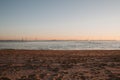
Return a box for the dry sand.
[0,50,120,80]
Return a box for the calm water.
[0,41,120,50]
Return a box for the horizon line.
[0,39,119,41]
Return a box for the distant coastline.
[0,40,118,42]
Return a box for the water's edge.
[0,41,120,50]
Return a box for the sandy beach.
[0,50,120,80]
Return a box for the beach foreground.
[0,50,120,80]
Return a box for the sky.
[0,0,120,40]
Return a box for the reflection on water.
[0,40,120,50]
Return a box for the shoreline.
[0,49,120,55]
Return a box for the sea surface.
[0,40,120,50]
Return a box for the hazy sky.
[0,0,120,40]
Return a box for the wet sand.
[0,50,120,80]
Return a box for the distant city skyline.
[0,0,120,40]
